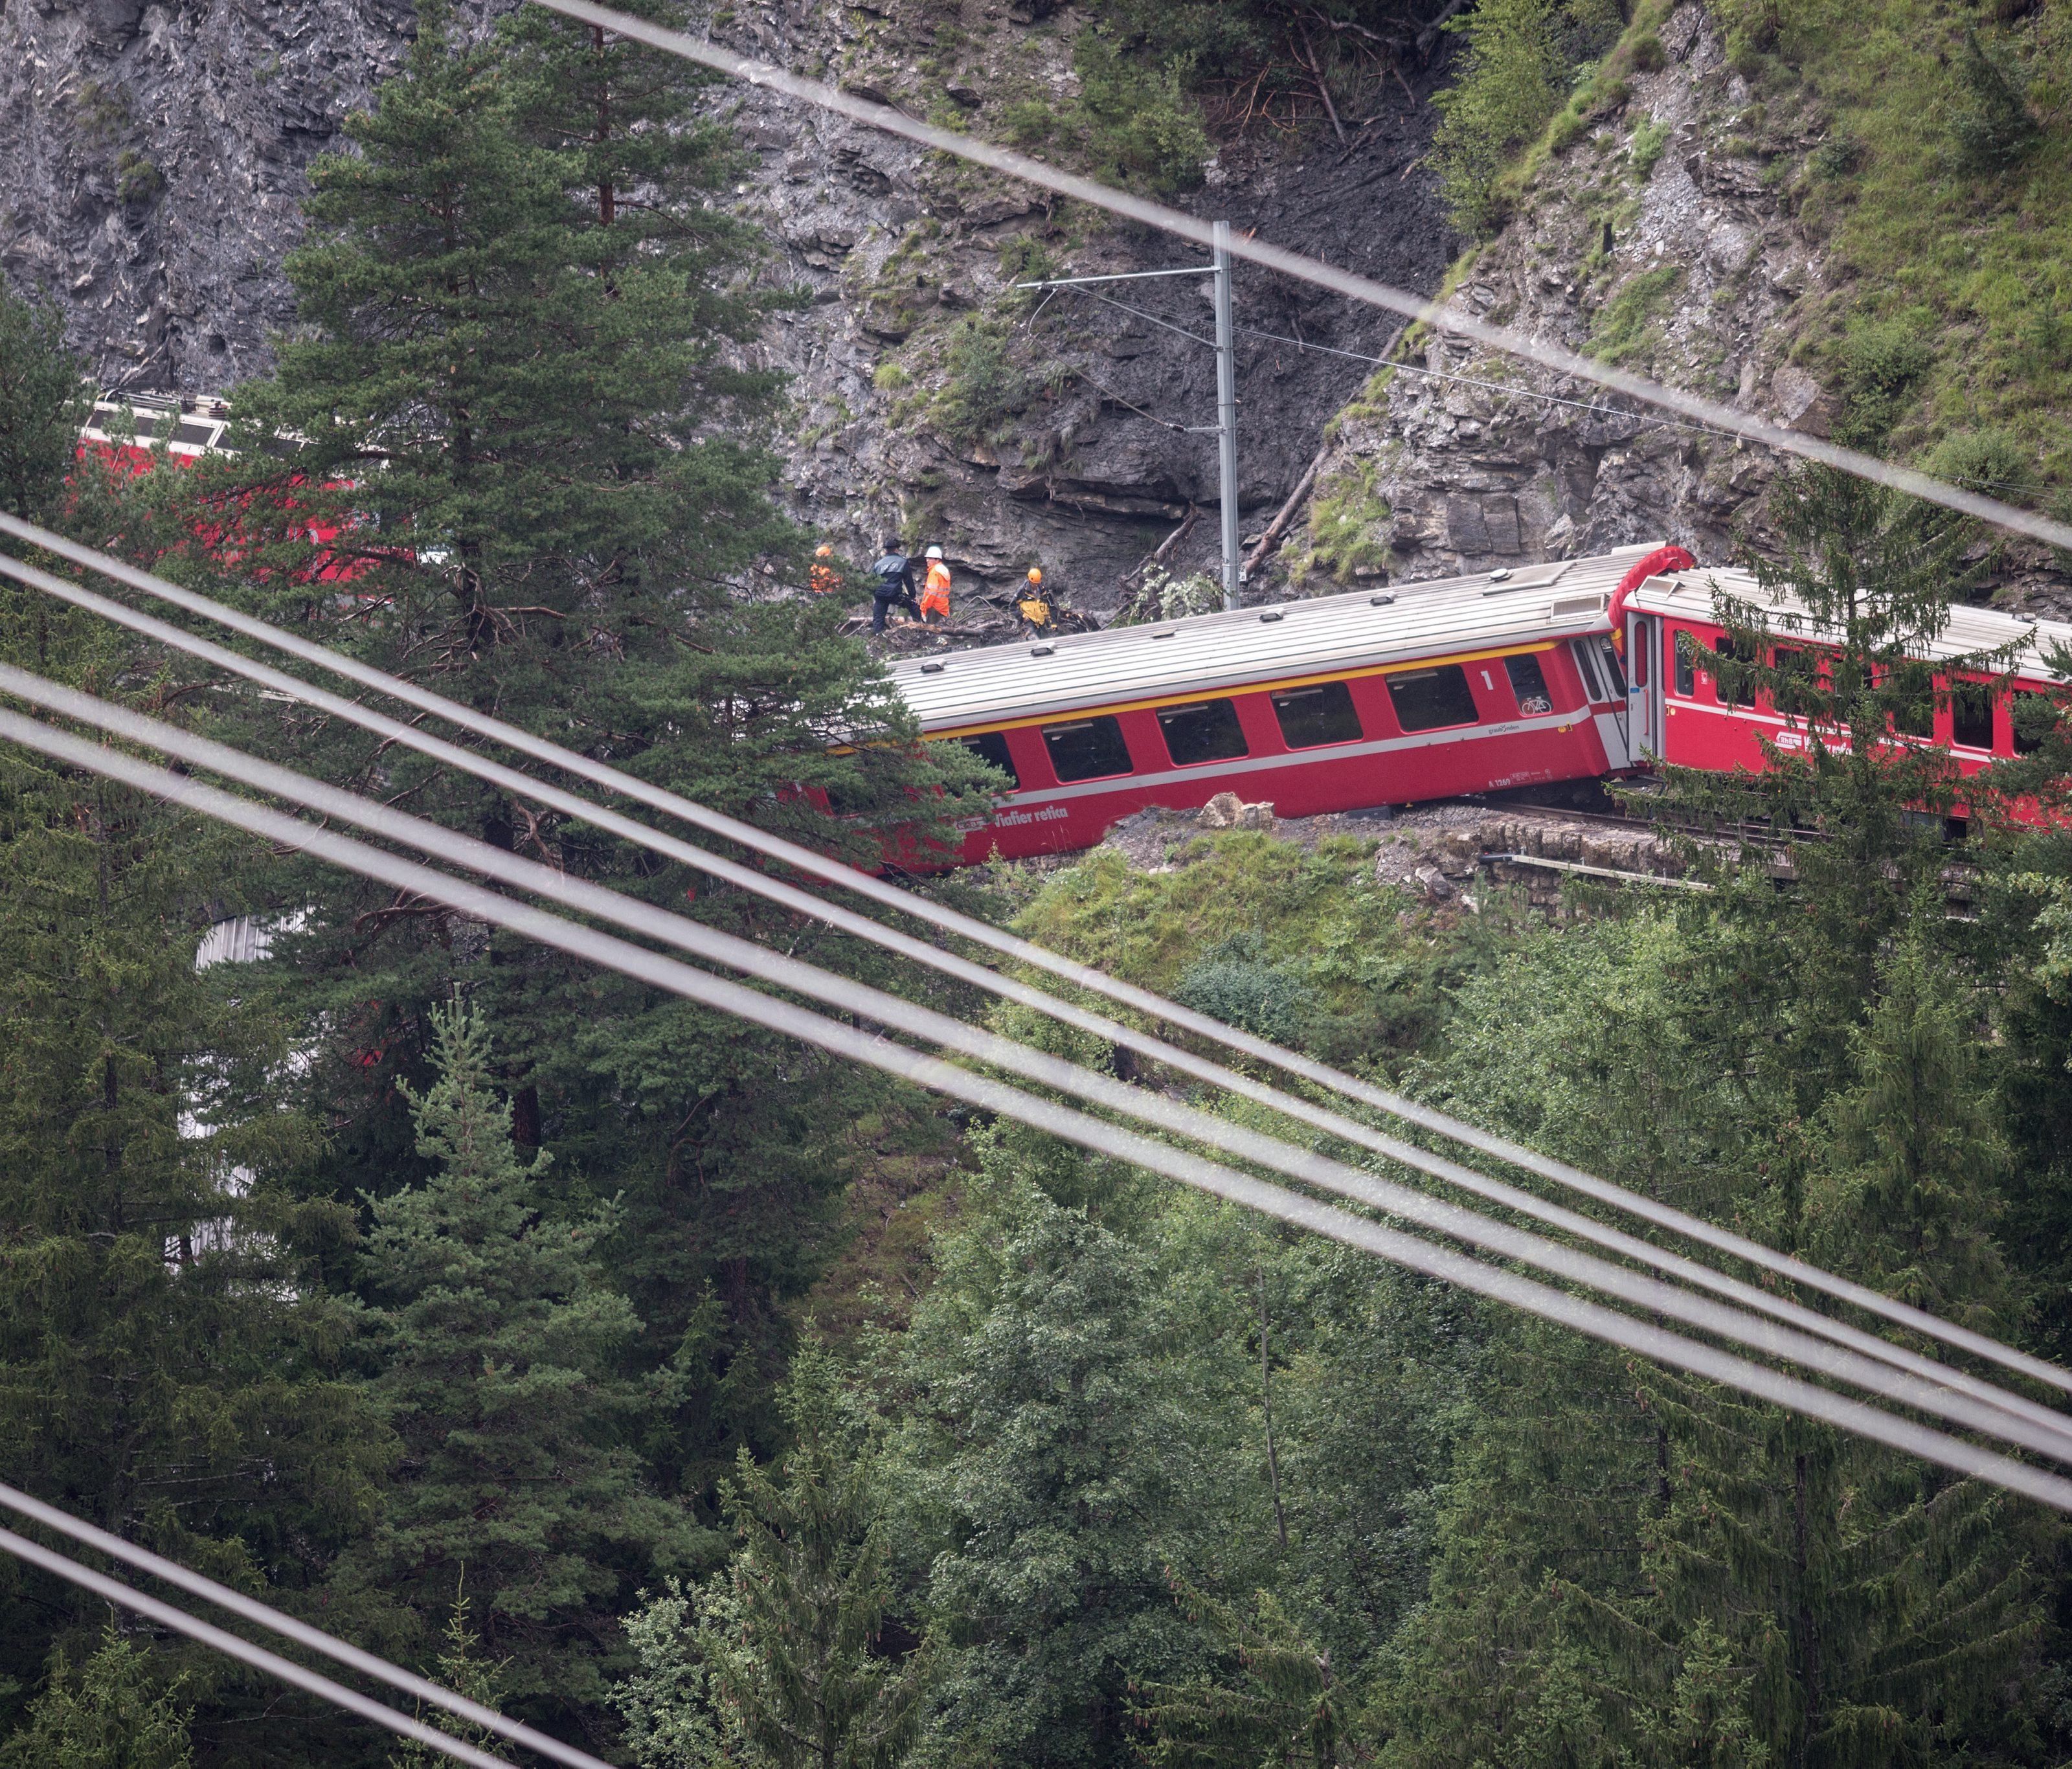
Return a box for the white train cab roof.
[1625,566,2072,684]
[887,543,1664,735]
[79,392,234,457]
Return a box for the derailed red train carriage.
[886,543,2072,862]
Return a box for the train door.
[1571,637,1632,768]
[1627,613,1665,760]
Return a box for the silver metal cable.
[0,565,2063,1453]
[5,706,2072,1515]
[0,581,2051,1454]
[10,666,2072,1462]
[528,0,2072,556]
[0,1526,522,1769]
[0,1481,614,1769]
[3,524,2066,1406]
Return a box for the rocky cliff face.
[707,0,1456,610]
[1275,2,2067,610]
[0,0,1455,609]
[0,0,442,391]
[1277,5,1815,594]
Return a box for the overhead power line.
[13,661,2072,1464]
[529,0,2072,556]
[8,558,2069,1449]
[4,519,2067,1412]
[0,1480,616,1769]
[0,1526,523,1769]
[3,554,2066,1454]
[6,703,2072,1515]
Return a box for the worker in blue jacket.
[869,537,922,633]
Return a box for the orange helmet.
[816,543,834,558]
[1026,567,1042,584]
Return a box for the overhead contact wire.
[5,707,2072,1514]
[3,523,2066,1408]
[10,665,2072,1465]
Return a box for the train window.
[1713,635,1755,706]
[956,730,1022,789]
[1950,682,1994,750]
[1156,698,1248,766]
[1270,681,1364,749]
[1672,633,1695,699]
[1505,653,1555,715]
[1597,637,1627,698]
[2013,690,2058,754]
[1571,640,1605,703]
[1387,664,1480,733]
[1884,668,1933,738]
[1042,715,1134,782]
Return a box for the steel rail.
[526,0,2072,556]
[11,668,2072,1465]
[0,1480,616,1769]
[5,708,2072,1515]
[0,1526,522,1769]
[3,524,2067,1408]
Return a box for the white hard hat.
[925,545,944,559]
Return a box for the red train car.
[888,545,1663,864]
[1618,562,2072,787]
[77,394,376,589]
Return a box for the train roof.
[1628,567,2072,682]
[886,543,1664,734]
[80,394,234,458]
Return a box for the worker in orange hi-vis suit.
[919,545,952,622]
[809,543,843,596]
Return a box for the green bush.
[1838,317,1935,440]
[1432,0,1567,234]
[1630,117,1669,178]
[1175,933,1313,1046]
[1924,427,2036,496]
[1000,98,1054,148]
[1301,458,1391,584]
[932,314,1035,442]
[115,148,164,205]
[1590,264,1683,365]
[1072,30,1211,195]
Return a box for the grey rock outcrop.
[1278,5,1838,591]
[0,0,506,390]
[0,0,1457,610]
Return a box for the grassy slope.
[1734,0,2072,483]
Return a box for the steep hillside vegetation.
[1278,0,2072,610]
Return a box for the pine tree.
[130,0,993,1491]
[0,592,385,1743]
[1651,465,2019,1118]
[328,1003,704,1735]
[0,278,90,522]
[618,1343,925,1769]
[885,1140,1216,1769]
[1134,1581,1351,1769]
[387,1592,510,1769]
[0,1630,195,1769]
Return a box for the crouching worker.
[869,538,922,632]
[809,543,844,596]
[1017,567,1052,635]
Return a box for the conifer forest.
[6,1,2072,1765]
